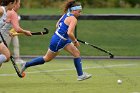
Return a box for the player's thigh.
[64,43,80,57]
[0,43,10,58]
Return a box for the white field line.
[0,63,137,77]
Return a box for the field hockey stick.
[11,28,49,36]
[77,39,114,58]
[0,32,23,78]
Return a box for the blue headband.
[67,5,82,14]
[71,5,82,11]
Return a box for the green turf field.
[1,7,140,93]
[0,59,140,93]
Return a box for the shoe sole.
[77,75,92,81]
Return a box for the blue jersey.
[56,13,74,39]
[49,13,74,52]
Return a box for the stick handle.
[77,39,85,44]
[77,39,114,58]
[12,28,49,36]
[0,32,23,78]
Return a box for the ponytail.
[0,0,2,5]
[1,0,15,6]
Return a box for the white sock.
[0,54,7,64]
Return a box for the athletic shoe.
[15,58,25,64]
[20,62,27,74]
[77,72,92,81]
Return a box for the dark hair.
[1,0,16,6]
[63,0,81,13]
[0,0,2,4]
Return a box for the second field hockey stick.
[77,39,114,58]
[0,32,23,78]
[32,28,49,35]
[11,28,49,36]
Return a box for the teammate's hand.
[9,28,18,37]
[24,30,32,36]
[9,32,15,37]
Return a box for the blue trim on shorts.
[49,34,71,52]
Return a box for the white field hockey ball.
[117,79,122,84]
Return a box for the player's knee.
[5,56,10,62]
[43,57,52,62]
[5,54,11,62]
[73,51,80,58]
[45,59,52,62]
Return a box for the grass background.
[17,20,140,56]
[18,8,140,15]
[0,59,140,93]
[8,8,140,56]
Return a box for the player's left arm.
[67,16,80,47]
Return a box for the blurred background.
[20,0,140,8]
[11,0,140,57]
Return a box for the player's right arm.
[56,14,65,28]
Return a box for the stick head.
[44,28,49,34]
[110,55,114,59]
[21,72,26,78]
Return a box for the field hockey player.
[20,0,92,81]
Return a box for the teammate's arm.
[7,10,31,36]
